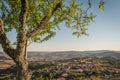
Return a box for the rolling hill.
[0,50,120,61]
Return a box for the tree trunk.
[14,54,31,80]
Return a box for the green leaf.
[0,0,103,43]
[0,2,2,7]
[99,1,104,12]
[13,42,17,45]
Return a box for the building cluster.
[52,57,120,80]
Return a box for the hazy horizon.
[0,49,120,52]
[0,0,120,52]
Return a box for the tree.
[0,0,104,80]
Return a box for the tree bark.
[14,54,31,80]
[15,0,30,79]
[0,18,31,80]
[24,40,28,60]
[0,1,63,80]
[26,1,63,39]
[0,19,16,59]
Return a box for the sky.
[0,0,120,51]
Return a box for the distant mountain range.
[0,50,120,60]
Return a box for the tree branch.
[0,19,16,59]
[17,0,28,53]
[26,1,62,39]
[86,0,91,13]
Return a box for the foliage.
[0,74,14,80]
[0,0,106,79]
[68,71,86,77]
[0,0,98,44]
[32,71,58,80]
[99,0,105,12]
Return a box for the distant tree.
[0,0,105,80]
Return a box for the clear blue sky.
[0,0,120,51]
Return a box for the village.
[0,57,120,80]
[30,57,120,80]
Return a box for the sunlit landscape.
[0,0,120,80]
[0,51,120,80]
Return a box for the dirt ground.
[0,60,14,70]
